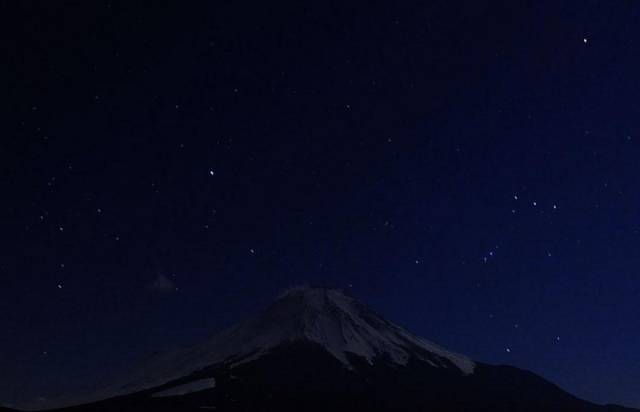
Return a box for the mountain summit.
[225,287,474,373]
[83,287,473,402]
[23,287,637,412]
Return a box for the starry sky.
[2,1,640,409]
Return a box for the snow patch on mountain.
[275,288,475,374]
[151,379,216,398]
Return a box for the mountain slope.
[70,286,473,404]
[28,287,638,412]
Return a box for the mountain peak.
[23,288,633,412]
[54,287,474,409]
[275,285,352,303]
[142,286,474,387]
[259,286,474,374]
[272,286,355,313]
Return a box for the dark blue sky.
[2,1,640,409]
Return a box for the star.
[583,37,588,44]
[57,284,63,289]
[506,347,511,353]
[209,170,215,176]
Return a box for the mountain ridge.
[8,287,638,412]
[45,286,473,408]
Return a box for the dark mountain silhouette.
[9,287,637,412]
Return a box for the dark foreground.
[18,341,633,412]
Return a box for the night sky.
[2,1,640,409]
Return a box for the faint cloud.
[150,273,176,292]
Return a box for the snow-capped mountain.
[67,287,473,404]
[21,287,638,412]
